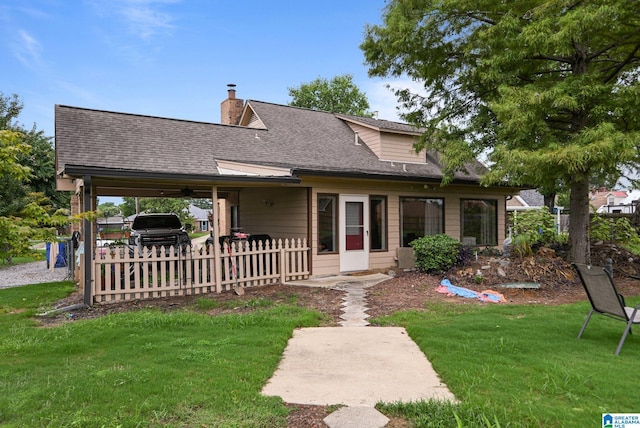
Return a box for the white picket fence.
[92,239,309,304]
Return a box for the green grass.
[2,282,639,427]
[0,281,76,316]
[0,282,324,427]
[372,299,640,427]
[0,250,46,269]
[189,231,210,240]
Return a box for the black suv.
[128,213,191,254]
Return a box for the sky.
[2,0,424,142]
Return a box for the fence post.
[279,239,286,284]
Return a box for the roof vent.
[354,131,361,145]
[227,83,237,98]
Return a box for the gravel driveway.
[0,261,70,289]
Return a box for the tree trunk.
[543,193,556,213]
[568,175,590,263]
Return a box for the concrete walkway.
[262,274,456,427]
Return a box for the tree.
[121,197,192,226]
[0,94,78,263]
[0,129,31,217]
[361,1,640,263]
[191,198,212,210]
[20,126,70,211]
[97,202,120,218]
[0,93,70,214]
[288,74,372,116]
[0,130,72,262]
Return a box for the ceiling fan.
[162,187,210,198]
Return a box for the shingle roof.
[518,189,545,207]
[55,100,485,183]
[335,113,424,135]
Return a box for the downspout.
[83,176,93,306]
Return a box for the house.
[55,86,519,304]
[596,189,640,214]
[187,204,212,232]
[590,188,628,212]
[506,189,545,211]
[506,189,566,234]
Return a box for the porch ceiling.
[61,165,301,198]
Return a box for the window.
[370,196,387,251]
[318,194,337,253]
[461,199,497,246]
[345,201,364,250]
[400,197,444,247]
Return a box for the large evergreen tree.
[361,1,640,263]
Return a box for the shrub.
[410,234,461,273]
[512,235,534,258]
[509,207,556,246]
[590,214,640,247]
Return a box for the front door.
[339,195,369,272]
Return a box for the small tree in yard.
[0,129,84,264]
[411,234,461,274]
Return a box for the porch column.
[211,186,222,293]
[82,176,93,306]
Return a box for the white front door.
[339,195,369,272]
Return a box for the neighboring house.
[506,189,566,233]
[55,86,520,291]
[596,189,640,214]
[506,189,545,211]
[590,188,628,212]
[187,204,212,232]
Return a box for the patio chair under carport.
[573,263,640,355]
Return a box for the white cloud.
[14,29,42,67]
[87,0,178,39]
[119,1,175,39]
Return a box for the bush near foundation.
[410,234,462,274]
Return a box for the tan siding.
[305,177,512,276]
[345,123,382,157]
[239,188,308,239]
[313,254,340,274]
[380,132,426,164]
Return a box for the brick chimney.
[220,84,244,125]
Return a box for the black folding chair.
[573,263,640,355]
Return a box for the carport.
[54,89,318,306]
[57,166,310,306]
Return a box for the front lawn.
[0,282,323,427]
[1,282,638,427]
[374,300,640,427]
